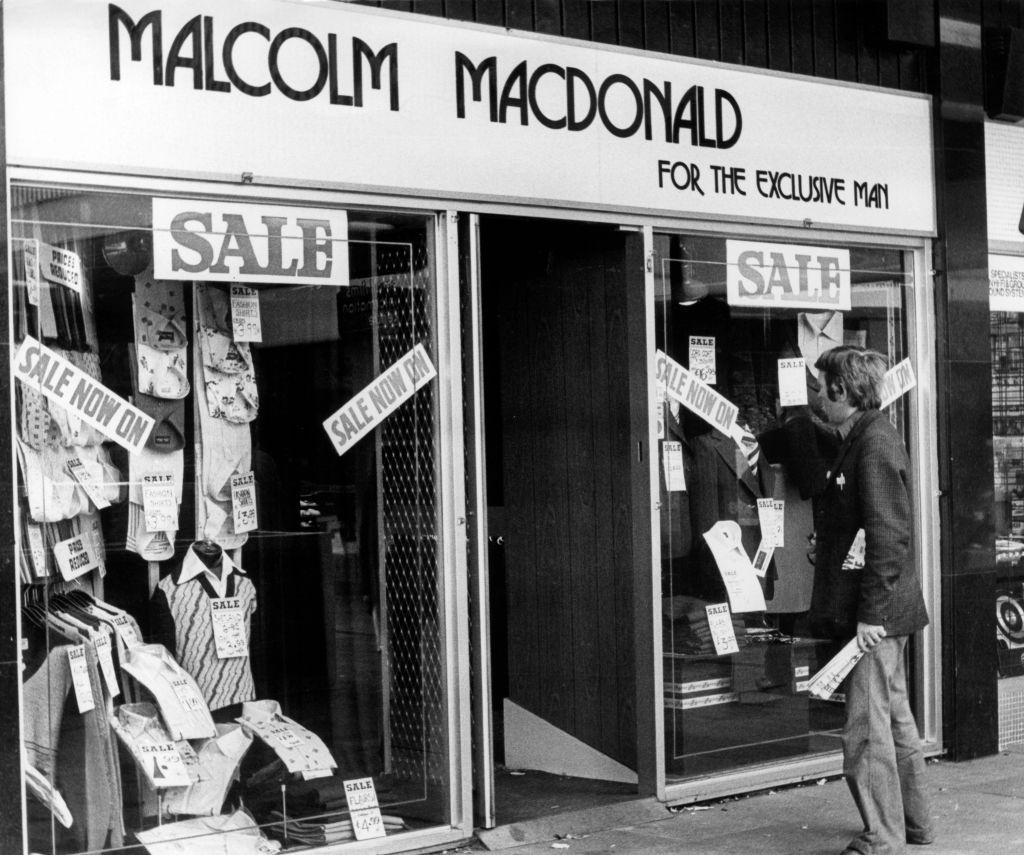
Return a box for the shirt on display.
[110,702,198,789]
[236,700,337,777]
[121,644,216,740]
[162,724,253,817]
[150,547,257,711]
[797,311,844,379]
[135,808,281,855]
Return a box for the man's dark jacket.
[809,409,929,639]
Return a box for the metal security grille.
[374,239,446,792]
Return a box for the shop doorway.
[465,215,649,828]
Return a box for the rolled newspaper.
[806,637,864,700]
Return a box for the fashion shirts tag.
[689,336,716,384]
[67,645,95,713]
[142,472,179,532]
[230,285,263,343]
[702,521,766,613]
[210,598,249,659]
[655,399,665,440]
[705,603,739,655]
[777,357,809,406]
[662,441,686,492]
[171,677,206,712]
[54,533,101,581]
[138,742,192,788]
[94,634,121,698]
[66,455,112,510]
[111,613,142,648]
[344,778,386,841]
[230,472,258,533]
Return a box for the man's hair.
[815,346,888,411]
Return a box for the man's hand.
[856,622,887,652]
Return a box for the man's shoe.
[907,832,935,846]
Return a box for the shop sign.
[13,336,154,453]
[4,0,935,233]
[989,254,1024,312]
[323,344,436,455]
[985,123,1024,249]
[152,199,349,286]
[726,240,851,310]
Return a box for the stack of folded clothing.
[662,595,745,655]
[268,811,405,845]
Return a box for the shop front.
[1,1,939,853]
[986,120,1024,746]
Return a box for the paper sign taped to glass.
[880,357,916,409]
[323,343,436,456]
[655,349,738,437]
[702,521,766,613]
[806,638,864,700]
[13,336,155,453]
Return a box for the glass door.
[653,232,922,783]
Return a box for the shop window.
[653,233,915,780]
[991,311,1024,688]
[11,184,451,853]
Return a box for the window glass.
[654,233,914,780]
[991,310,1024,680]
[12,184,450,853]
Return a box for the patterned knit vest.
[157,572,256,711]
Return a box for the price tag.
[210,597,248,659]
[654,399,665,440]
[53,534,101,581]
[25,522,48,577]
[268,723,303,749]
[756,499,785,548]
[66,456,112,510]
[94,634,121,698]
[170,677,206,713]
[231,471,258,534]
[142,472,179,532]
[705,603,739,655]
[67,645,95,713]
[138,742,192,787]
[351,809,386,840]
[345,778,385,841]
[777,357,808,406]
[230,285,262,342]
[23,239,41,306]
[40,243,84,294]
[662,441,686,492]
[111,614,141,648]
[689,336,716,384]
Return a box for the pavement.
[452,745,1024,855]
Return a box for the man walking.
[808,346,934,855]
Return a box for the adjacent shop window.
[990,256,1024,685]
[12,184,451,853]
[654,233,915,780]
